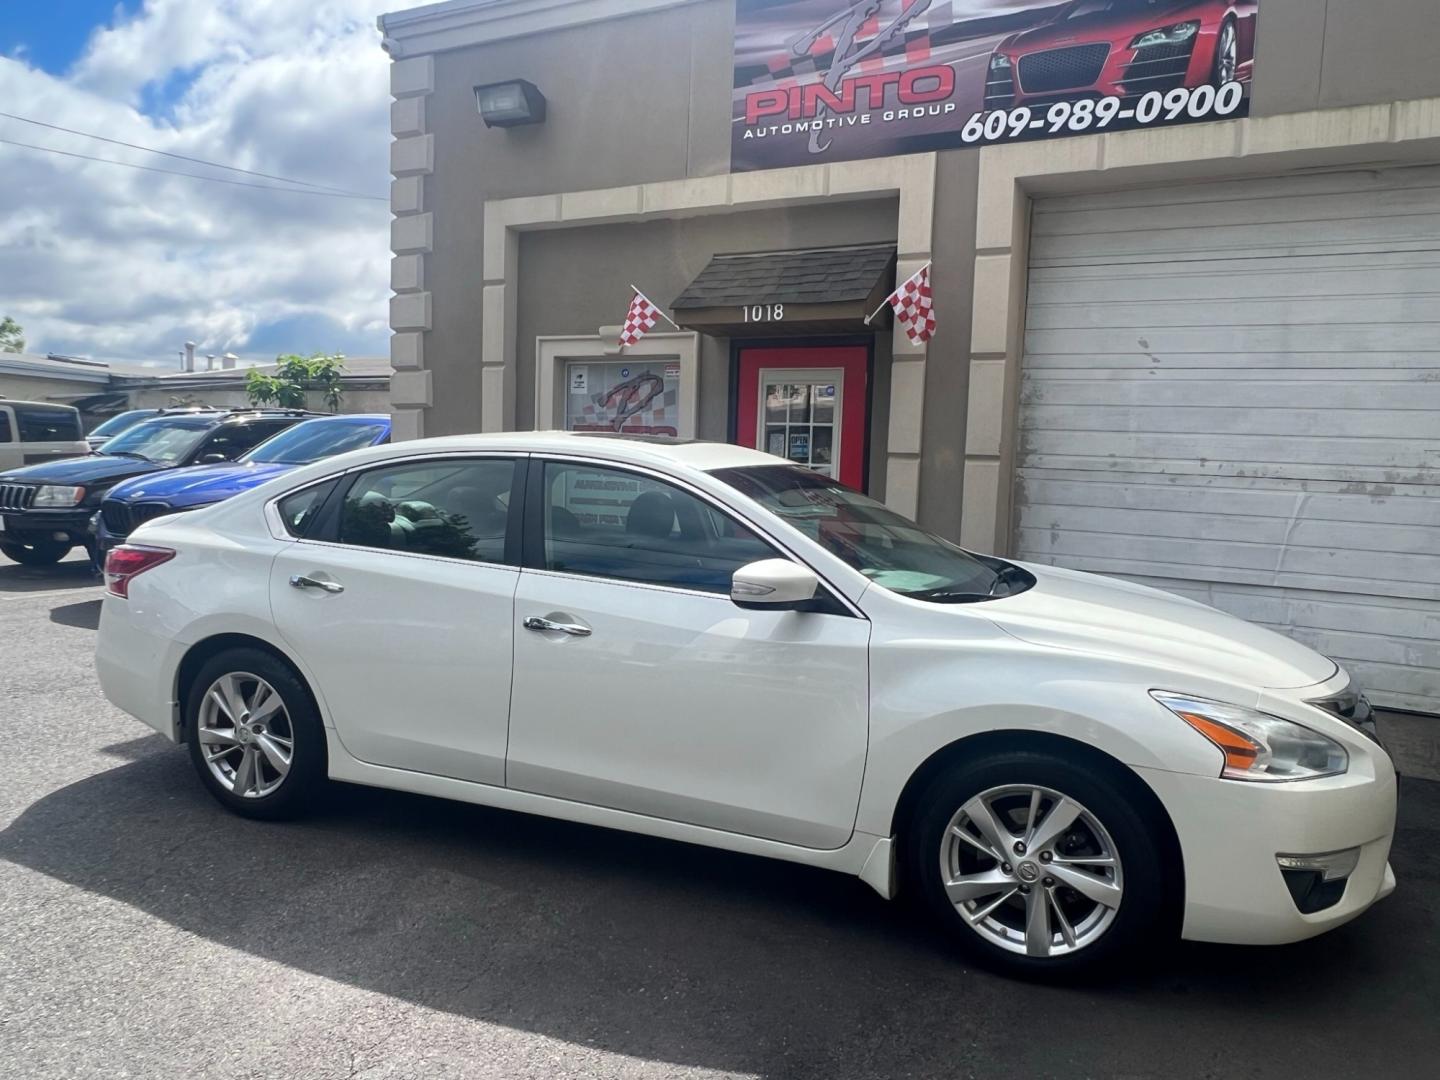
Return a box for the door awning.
[671,243,896,336]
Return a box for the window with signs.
[337,458,515,563]
[563,360,682,436]
[542,462,776,593]
[762,376,839,478]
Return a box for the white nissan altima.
[95,432,1397,976]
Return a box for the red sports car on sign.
[985,0,1259,110]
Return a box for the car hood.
[106,461,295,507]
[984,563,1337,691]
[1007,1,1204,48]
[0,454,166,487]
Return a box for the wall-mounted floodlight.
[474,79,547,128]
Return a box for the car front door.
[506,457,870,850]
[269,454,522,786]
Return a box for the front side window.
[713,464,1033,603]
[101,418,213,464]
[199,420,292,461]
[14,405,82,442]
[338,458,514,563]
[243,419,388,465]
[542,462,775,593]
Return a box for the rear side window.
[0,412,11,443]
[13,405,81,442]
[337,458,515,563]
[277,481,337,539]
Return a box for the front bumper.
[1137,762,1397,945]
[0,508,97,547]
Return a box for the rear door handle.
[523,616,591,637]
[290,574,344,594]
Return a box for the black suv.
[0,407,319,566]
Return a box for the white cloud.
[0,0,424,365]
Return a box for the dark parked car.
[95,413,391,557]
[0,408,319,566]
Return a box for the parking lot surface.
[2,554,1437,1079]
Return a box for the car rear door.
[505,456,871,851]
[268,453,523,786]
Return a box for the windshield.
[88,410,156,439]
[712,464,1033,603]
[101,418,213,464]
[241,418,387,465]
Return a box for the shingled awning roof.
[670,243,896,335]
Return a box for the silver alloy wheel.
[196,672,295,799]
[1216,21,1238,84]
[940,784,1124,957]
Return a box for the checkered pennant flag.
[884,264,936,344]
[618,289,662,349]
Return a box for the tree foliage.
[0,316,25,354]
[245,352,345,411]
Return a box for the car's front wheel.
[1212,18,1238,85]
[0,538,73,566]
[906,749,1173,977]
[184,647,325,820]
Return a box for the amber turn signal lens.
[1176,711,1263,772]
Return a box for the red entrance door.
[736,346,868,490]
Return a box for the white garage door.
[1018,166,1440,714]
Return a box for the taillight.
[104,544,175,598]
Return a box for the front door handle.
[524,615,591,637]
[290,574,344,594]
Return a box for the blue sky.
[0,1,413,366]
[1,2,136,75]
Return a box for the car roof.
[369,431,780,472]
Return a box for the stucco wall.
[0,374,108,406]
[515,198,899,497]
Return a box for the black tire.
[184,647,327,821]
[0,538,73,566]
[904,749,1174,979]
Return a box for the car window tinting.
[101,418,213,464]
[541,462,776,593]
[13,404,82,442]
[337,459,513,563]
[201,420,291,459]
[88,410,157,439]
[712,464,1032,603]
[0,412,11,443]
[243,420,388,465]
[277,481,336,539]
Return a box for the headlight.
[990,53,1011,70]
[1131,21,1200,48]
[1151,692,1348,782]
[33,485,86,508]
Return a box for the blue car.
[96,413,390,557]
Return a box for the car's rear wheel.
[905,750,1172,978]
[184,648,325,820]
[1212,18,1238,85]
[0,538,73,566]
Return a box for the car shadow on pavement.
[2,751,1436,1078]
[0,558,97,594]
[48,598,102,630]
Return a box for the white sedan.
[96,432,1397,976]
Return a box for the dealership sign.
[731,1,1260,171]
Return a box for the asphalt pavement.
[1,553,1437,1079]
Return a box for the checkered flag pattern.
[618,291,661,348]
[886,264,936,344]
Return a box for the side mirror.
[197,452,228,464]
[731,559,819,610]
